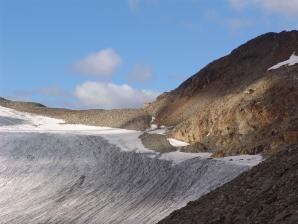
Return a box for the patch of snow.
[216,154,264,167]
[145,116,159,131]
[161,152,264,166]
[147,127,168,135]
[167,138,189,147]
[0,106,152,154]
[160,151,211,164]
[145,116,168,135]
[150,124,158,129]
[268,52,298,70]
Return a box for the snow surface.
[147,127,168,135]
[268,52,298,70]
[167,138,190,147]
[0,106,263,223]
[216,154,263,166]
[159,151,211,164]
[145,116,168,134]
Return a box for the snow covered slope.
[0,106,261,223]
[268,52,298,70]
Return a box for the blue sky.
[0,0,297,109]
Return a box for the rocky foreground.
[159,144,298,224]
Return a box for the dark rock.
[158,144,298,224]
[139,133,175,153]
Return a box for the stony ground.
[139,133,175,153]
[158,144,298,224]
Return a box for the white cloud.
[72,49,122,77]
[128,64,154,83]
[229,0,298,16]
[74,82,160,109]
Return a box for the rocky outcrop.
[146,31,298,156]
[139,133,175,153]
[158,144,298,224]
[0,98,151,131]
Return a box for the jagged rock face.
[146,31,298,156]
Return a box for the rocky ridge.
[0,97,151,131]
[146,31,298,156]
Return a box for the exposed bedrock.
[146,31,298,156]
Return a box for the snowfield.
[268,52,298,70]
[0,106,262,223]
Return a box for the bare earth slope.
[146,31,298,156]
[0,97,150,131]
[159,144,298,224]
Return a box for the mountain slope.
[146,31,298,156]
[158,144,298,224]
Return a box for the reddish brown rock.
[146,31,298,156]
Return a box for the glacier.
[0,106,261,224]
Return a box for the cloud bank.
[229,0,298,16]
[74,82,160,109]
[72,49,122,76]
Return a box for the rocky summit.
[146,31,298,157]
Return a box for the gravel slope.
[159,144,298,224]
